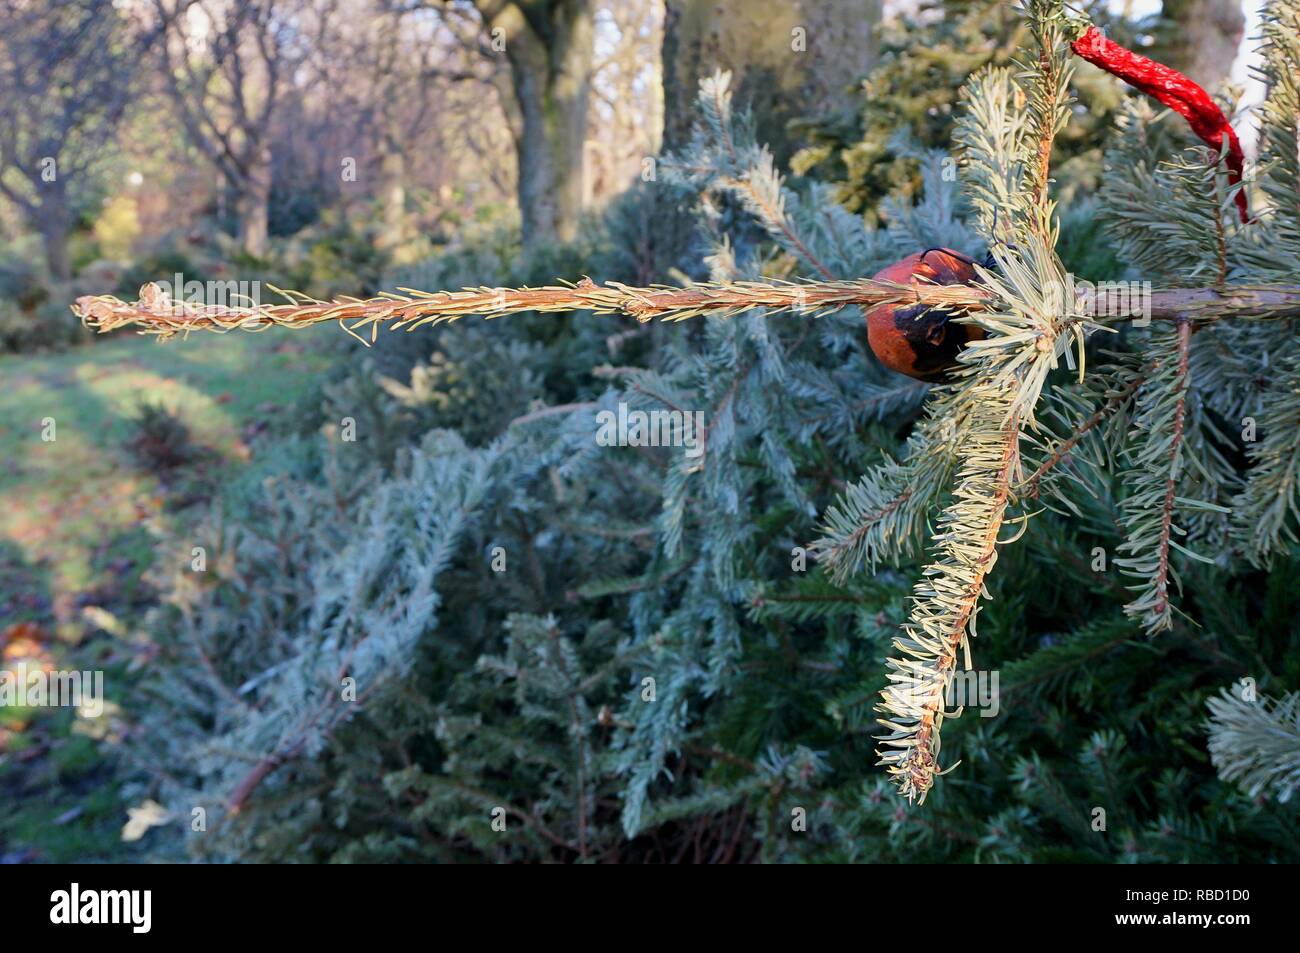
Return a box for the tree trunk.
[661,0,882,161]
[39,218,72,286]
[480,0,593,247]
[36,187,72,285]
[1156,0,1245,90]
[380,146,407,249]
[235,144,272,258]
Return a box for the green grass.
[1,331,334,595]
[0,328,338,862]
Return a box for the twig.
[1152,319,1192,623]
[508,401,596,427]
[1023,370,1147,497]
[74,279,1300,343]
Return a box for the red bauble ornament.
[864,248,985,381]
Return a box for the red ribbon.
[1072,26,1248,223]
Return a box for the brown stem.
[814,489,912,570]
[509,401,596,427]
[75,280,1300,341]
[1152,320,1192,623]
[723,176,837,280]
[1213,199,1229,288]
[1023,370,1147,498]
[904,411,1021,798]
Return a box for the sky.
[1228,0,1268,149]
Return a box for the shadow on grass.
[0,332,335,863]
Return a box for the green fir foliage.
[126,1,1300,862]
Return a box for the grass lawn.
[0,328,338,862]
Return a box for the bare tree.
[431,0,594,247]
[0,0,141,283]
[318,2,497,247]
[661,0,881,159]
[361,9,447,247]
[151,0,327,257]
[584,0,663,205]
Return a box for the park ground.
[0,329,336,862]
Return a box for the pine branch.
[876,389,1023,801]
[74,279,1300,341]
[876,6,1104,803]
[956,67,1031,242]
[1021,2,1074,232]
[813,481,915,577]
[1100,101,1246,284]
[74,276,988,341]
[1022,366,1147,499]
[1206,683,1300,803]
[1114,322,1200,634]
[811,399,958,581]
[718,148,837,279]
[1239,0,1300,277]
[1151,321,1191,622]
[1232,347,1300,564]
[876,231,1086,802]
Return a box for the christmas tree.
[81,0,1300,861]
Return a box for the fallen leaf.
[122,799,171,842]
[1,622,41,647]
[82,605,127,638]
